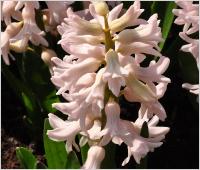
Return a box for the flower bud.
[9,35,29,53]
[93,1,109,16]
[41,48,57,66]
[6,21,23,36]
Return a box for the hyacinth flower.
[81,145,105,169]
[173,1,199,95]
[1,1,22,26]
[1,22,23,65]
[1,1,48,65]
[10,2,48,48]
[45,1,171,167]
[42,1,74,32]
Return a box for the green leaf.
[2,63,32,101]
[160,2,177,50]
[2,63,42,139]
[42,90,60,113]
[80,143,89,164]
[16,147,37,169]
[21,92,35,114]
[21,49,60,114]
[151,2,177,50]
[43,118,68,169]
[65,151,81,169]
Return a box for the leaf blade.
[43,118,68,169]
[16,147,37,169]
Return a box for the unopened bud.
[93,1,109,16]
[9,35,29,53]
[41,48,57,66]
[6,21,23,36]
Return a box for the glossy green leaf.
[21,92,35,114]
[43,118,68,169]
[151,2,177,50]
[80,143,89,164]
[65,151,81,169]
[22,49,60,113]
[2,63,32,101]
[2,62,41,137]
[16,147,37,169]
[160,2,177,50]
[42,90,60,113]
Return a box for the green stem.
[103,16,114,52]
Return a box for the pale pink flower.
[116,14,163,48]
[182,83,199,95]
[90,1,146,33]
[47,113,81,152]
[173,1,199,95]
[62,7,102,36]
[1,22,23,65]
[97,100,169,165]
[103,50,129,96]
[173,1,199,34]
[134,114,170,138]
[1,1,22,25]
[179,32,199,63]
[14,1,40,11]
[58,1,146,55]
[45,2,73,25]
[60,43,105,61]
[132,55,171,83]
[122,114,169,165]
[115,14,163,58]
[49,1,171,167]
[79,120,102,147]
[122,137,163,165]
[10,2,48,47]
[98,100,127,146]
[51,56,101,94]
[52,69,106,131]
[47,113,93,153]
[139,83,168,121]
[81,145,105,169]
[85,120,102,141]
[123,56,170,120]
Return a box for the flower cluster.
[47,1,170,168]
[1,1,72,65]
[173,1,199,94]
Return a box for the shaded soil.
[1,128,46,169]
[1,129,21,169]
